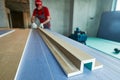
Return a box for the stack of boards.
[38,28,103,77]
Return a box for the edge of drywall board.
[0,30,15,38]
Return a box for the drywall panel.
[97,11,120,42]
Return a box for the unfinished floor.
[0,29,120,80]
[15,29,120,80]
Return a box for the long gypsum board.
[38,30,81,77]
[38,28,103,76]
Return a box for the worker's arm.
[31,16,35,23]
[42,7,51,25]
[40,16,51,28]
[42,16,51,25]
[31,15,37,28]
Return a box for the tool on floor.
[114,48,120,54]
[69,27,87,45]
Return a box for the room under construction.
[0,0,120,80]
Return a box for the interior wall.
[72,0,113,37]
[0,0,9,28]
[73,0,90,33]
[86,0,101,36]
[90,0,113,37]
[6,8,12,28]
[73,0,100,37]
[100,0,113,12]
[44,0,67,35]
[29,0,113,37]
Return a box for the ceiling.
[5,0,30,12]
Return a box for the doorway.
[11,11,24,28]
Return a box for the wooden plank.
[0,29,30,80]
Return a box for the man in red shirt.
[31,0,51,29]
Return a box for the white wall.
[73,0,100,36]
[73,0,113,37]
[0,0,9,28]
[29,0,113,37]
[73,0,90,33]
[86,0,99,36]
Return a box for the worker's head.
[35,0,42,10]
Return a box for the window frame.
[112,0,120,11]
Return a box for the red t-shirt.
[32,6,50,23]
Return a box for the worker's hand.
[40,23,44,28]
[31,22,37,29]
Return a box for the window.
[112,0,120,11]
[116,0,120,10]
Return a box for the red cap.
[35,0,42,6]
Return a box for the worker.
[31,0,51,29]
